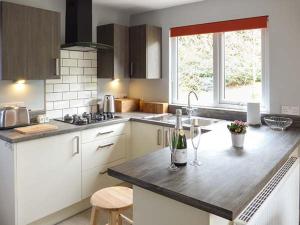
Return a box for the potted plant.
[227,120,247,148]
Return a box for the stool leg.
[90,207,99,225]
[108,210,119,225]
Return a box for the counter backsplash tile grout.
[45,50,98,119]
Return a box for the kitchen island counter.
[108,125,300,221]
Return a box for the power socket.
[281,105,300,115]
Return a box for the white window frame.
[170,28,269,112]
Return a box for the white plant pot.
[231,133,245,148]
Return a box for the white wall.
[0,0,131,111]
[129,0,300,113]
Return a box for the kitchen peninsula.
[108,125,300,225]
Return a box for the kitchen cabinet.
[0,2,60,80]
[16,132,81,225]
[131,122,164,159]
[129,25,162,79]
[97,24,129,79]
[81,122,130,198]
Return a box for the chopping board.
[115,98,140,112]
[14,124,58,134]
[141,101,169,114]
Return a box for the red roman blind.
[170,16,269,37]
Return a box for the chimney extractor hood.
[61,0,112,52]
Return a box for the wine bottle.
[174,109,187,166]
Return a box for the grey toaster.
[0,106,30,129]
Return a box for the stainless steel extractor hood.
[61,0,112,52]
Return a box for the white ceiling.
[93,0,205,14]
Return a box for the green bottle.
[174,109,187,166]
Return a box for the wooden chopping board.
[115,98,140,112]
[14,124,58,134]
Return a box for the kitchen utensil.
[0,106,30,129]
[264,116,293,131]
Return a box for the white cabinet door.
[16,132,81,225]
[131,122,164,159]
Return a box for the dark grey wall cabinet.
[129,25,162,79]
[0,2,60,80]
[97,24,129,79]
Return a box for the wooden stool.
[90,186,133,225]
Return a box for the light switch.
[281,105,300,115]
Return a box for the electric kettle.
[103,95,115,114]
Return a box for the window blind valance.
[170,16,268,37]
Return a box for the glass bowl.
[264,116,293,131]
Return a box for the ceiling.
[93,0,205,14]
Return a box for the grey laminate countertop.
[0,112,171,143]
[108,125,300,220]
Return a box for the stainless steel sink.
[183,117,219,127]
[145,114,218,127]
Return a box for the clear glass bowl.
[264,116,293,131]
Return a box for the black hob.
[55,112,119,126]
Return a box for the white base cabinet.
[131,122,164,159]
[16,132,81,225]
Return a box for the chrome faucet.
[186,91,199,118]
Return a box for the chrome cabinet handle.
[157,129,162,146]
[97,131,114,136]
[99,170,108,175]
[130,62,133,77]
[73,136,80,155]
[97,143,114,150]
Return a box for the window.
[170,16,269,110]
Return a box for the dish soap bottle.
[174,109,187,166]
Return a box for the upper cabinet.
[97,24,129,79]
[129,25,162,79]
[0,2,60,80]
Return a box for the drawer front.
[82,135,126,170]
[82,162,123,199]
[81,122,129,144]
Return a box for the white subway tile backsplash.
[53,84,69,92]
[70,67,83,75]
[84,52,97,60]
[69,84,84,91]
[61,67,70,75]
[84,83,97,91]
[91,91,97,98]
[63,76,78,84]
[63,108,78,116]
[46,102,54,111]
[78,75,91,83]
[46,78,63,84]
[60,50,70,59]
[47,110,63,119]
[46,93,62,101]
[77,91,91,99]
[78,59,92,68]
[78,106,91,114]
[53,101,70,109]
[91,60,97,68]
[62,59,77,67]
[63,92,78,100]
[46,50,98,119]
[69,51,83,59]
[92,76,97,83]
[46,84,54,93]
[70,99,85,107]
[84,67,97,75]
